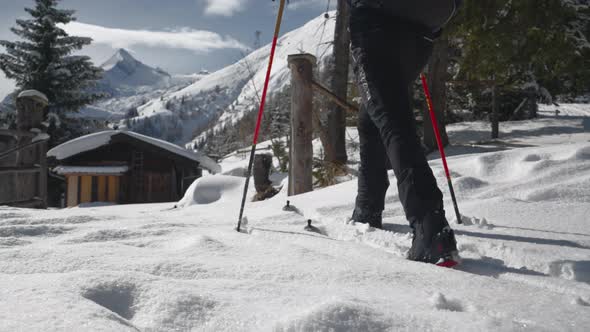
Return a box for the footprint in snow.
[430,293,468,312]
[572,296,590,307]
[456,215,494,229]
[82,281,138,320]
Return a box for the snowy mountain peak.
[98,48,172,95]
[101,48,139,71]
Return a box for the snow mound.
[0,225,72,237]
[454,176,489,191]
[274,301,390,332]
[0,237,31,247]
[177,175,244,207]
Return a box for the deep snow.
[1,104,589,331]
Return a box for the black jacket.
[350,0,462,30]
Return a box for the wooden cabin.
[47,130,220,207]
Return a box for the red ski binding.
[436,259,459,268]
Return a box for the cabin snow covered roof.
[47,130,221,174]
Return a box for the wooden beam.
[0,167,41,175]
[311,80,359,113]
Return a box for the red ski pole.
[420,73,462,224]
[236,0,287,232]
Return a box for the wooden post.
[16,91,47,132]
[325,0,351,165]
[288,54,316,196]
[491,84,499,139]
[16,90,49,208]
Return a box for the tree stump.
[253,153,278,201]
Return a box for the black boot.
[408,209,459,265]
[351,207,383,229]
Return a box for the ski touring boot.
[408,209,460,268]
[351,207,383,229]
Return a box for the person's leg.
[350,9,442,222]
[353,103,389,228]
[350,9,458,263]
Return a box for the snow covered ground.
[1,105,589,331]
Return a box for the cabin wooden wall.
[65,175,121,207]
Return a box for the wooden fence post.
[491,84,499,139]
[288,54,316,196]
[15,90,48,208]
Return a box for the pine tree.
[0,0,103,115]
[453,0,590,97]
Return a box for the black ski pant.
[350,8,443,222]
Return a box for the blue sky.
[0,0,335,98]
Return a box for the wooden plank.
[38,141,47,208]
[311,80,358,113]
[0,129,35,138]
[108,176,119,203]
[98,176,107,202]
[0,167,41,175]
[15,172,36,202]
[67,176,79,207]
[80,176,92,204]
[0,173,16,203]
[147,173,152,202]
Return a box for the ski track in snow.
[1,106,590,331]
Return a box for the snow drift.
[177,175,245,207]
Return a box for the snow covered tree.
[0,0,103,115]
[453,0,590,98]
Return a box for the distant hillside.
[133,12,336,147]
[78,49,202,121]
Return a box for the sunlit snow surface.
[1,105,589,331]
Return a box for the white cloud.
[203,0,247,17]
[61,22,249,54]
[287,0,330,10]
